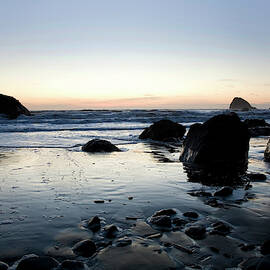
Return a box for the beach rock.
[115,237,132,247]
[180,113,250,183]
[139,119,186,141]
[210,221,231,236]
[185,225,206,240]
[261,239,270,255]
[104,224,118,238]
[153,209,177,217]
[0,261,8,270]
[229,97,255,111]
[59,260,88,270]
[72,239,96,257]
[244,119,270,128]
[150,215,172,227]
[265,139,270,162]
[247,173,267,181]
[82,139,121,153]
[172,218,188,226]
[87,216,101,232]
[16,256,59,270]
[0,93,31,119]
[183,211,198,219]
[214,186,233,197]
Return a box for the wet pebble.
[183,211,198,219]
[59,259,88,270]
[172,218,188,226]
[104,224,118,238]
[72,239,96,257]
[87,216,101,232]
[209,221,231,236]
[16,255,59,270]
[185,225,206,240]
[214,186,233,197]
[152,209,177,217]
[205,198,219,207]
[94,200,104,204]
[150,215,172,227]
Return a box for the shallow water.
[0,109,270,268]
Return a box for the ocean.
[1,109,270,148]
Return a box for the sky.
[0,0,270,109]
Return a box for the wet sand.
[0,139,270,269]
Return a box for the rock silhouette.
[139,119,186,141]
[229,97,255,111]
[0,93,30,119]
[180,113,250,183]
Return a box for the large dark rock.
[229,97,255,111]
[245,119,270,137]
[264,139,270,162]
[139,119,186,141]
[82,139,121,153]
[0,93,30,119]
[180,113,250,183]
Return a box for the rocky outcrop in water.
[82,139,121,153]
[139,119,186,141]
[180,113,250,183]
[265,139,270,162]
[244,120,270,137]
[229,97,255,111]
[0,93,31,119]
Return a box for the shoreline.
[0,140,270,269]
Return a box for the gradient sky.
[1,0,270,109]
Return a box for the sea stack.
[0,93,31,119]
[180,113,250,183]
[139,119,186,141]
[229,97,255,111]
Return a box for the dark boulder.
[72,239,96,257]
[229,97,255,111]
[244,119,270,128]
[0,93,30,119]
[265,139,270,162]
[82,139,121,153]
[185,225,206,240]
[180,113,250,183]
[244,119,270,137]
[139,119,186,141]
[16,256,59,270]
